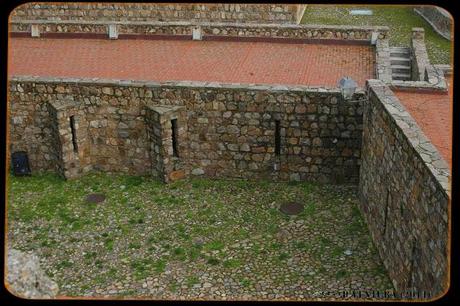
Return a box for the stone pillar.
[46,100,89,179]
[145,104,189,183]
[192,25,202,40]
[412,27,425,40]
[411,27,432,82]
[108,24,118,39]
[31,24,40,37]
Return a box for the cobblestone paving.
[7,173,393,300]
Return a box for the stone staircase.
[390,47,412,81]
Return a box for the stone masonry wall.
[386,28,448,92]
[359,79,450,298]
[10,20,389,43]
[9,76,364,183]
[10,3,303,24]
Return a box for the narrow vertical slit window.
[69,116,78,153]
[275,120,281,156]
[171,119,179,157]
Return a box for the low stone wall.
[359,79,450,298]
[10,19,389,42]
[375,37,392,83]
[409,28,447,90]
[414,6,452,40]
[10,3,302,24]
[9,76,364,183]
[373,27,448,91]
[411,28,430,82]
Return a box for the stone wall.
[10,3,304,24]
[9,76,364,183]
[10,19,389,42]
[411,28,430,82]
[375,37,392,83]
[414,6,452,40]
[359,79,450,298]
[388,28,448,92]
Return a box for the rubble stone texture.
[359,79,449,298]
[9,78,364,184]
[6,248,59,298]
[10,3,305,24]
[7,4,451,300]
[9,20,388,42]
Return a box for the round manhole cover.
[85,193,106,204]
[279,202,304,215]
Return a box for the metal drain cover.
[279,202,304,215]
[85,193,106,204]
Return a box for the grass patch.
[299,202,316,217]
[277,252,290,261]
[128,242,141,249]
[130,258,158,280]
[294,241,313,252]
[240,278,251,288]
[186,275,200,287]
[331,245,346,258]
[336,269,349,279]
[154,259,167,273]
[301,5,451,64]
[205,240,225,251]
[56,259,73,269]
[206,257,220,266]
[223,259,242,269]
[104,238,114,251]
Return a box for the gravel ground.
[301,5,451,65]
[7,172,394,301]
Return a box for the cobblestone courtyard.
[7,173,392,300]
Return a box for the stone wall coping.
[366,79,450,196]
[389,77,448,92]
[9,19,390,33]
[9,75,368,95]
[434,64,452,75]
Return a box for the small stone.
[223,111,232,118]
[102,87,113,95]
[191,168,205,175]
[118,122,129,129]
[240,144,250,152]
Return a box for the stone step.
[390,47,410,57]
[390,56,411,66]
[392,72,411,81]
[390,47,410,52]
[391,65,411,74]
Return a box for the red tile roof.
[8,37,375,87]
[394,76,453,168]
